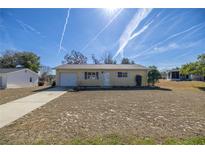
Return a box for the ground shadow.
[32,86,172,92]
[32,86,52,92]
[33,86,70,92]
[71,86,172,92]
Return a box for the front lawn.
[0,86,204,144]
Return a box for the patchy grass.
[69,135,155,145]
[68,135,205,145]
[164,137,205,145]
[31,135,205,145]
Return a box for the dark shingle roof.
[0,68,25,74]
[56,64,149,70]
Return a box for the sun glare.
[104,8,119,16]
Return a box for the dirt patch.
[0,86,50,105]
[0,87,204,144]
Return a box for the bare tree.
[121,58,135,64]
[39,65,52,76]
[91,54,100,64]
[121,58,130,64]
[102,52,117,64]
[63,50,87,64]
[39,65,54,84]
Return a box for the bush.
[52,81,56,87]
[38,81,44,86]
[148,66,161,86]
[73,86,80,91]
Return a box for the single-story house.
[55,64,149,87]
[0,68,38,89]
[166,69,181,81]
[166,69,204,81]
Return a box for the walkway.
[0,87,67,128]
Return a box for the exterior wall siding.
[6,69,38,88]
[56,69,148,87]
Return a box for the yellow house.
[55,64,149,87]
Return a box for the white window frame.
[85,72,99,80]
[117,72,128,78]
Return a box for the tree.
[147,66,161,86]
[198,54,205,64]
[15,52,40,72]
[91,54,100,64]
[197,54,205,76]
[121,58,130,64]
[102,52,117,64]
[39,65,53,83]
[0,50,40,72]
[63,50,87,64]
[180,54,205,76]
[39,65,52,76]
[121,57,135,64]
[0,50,17,68]
[180,62,198,75]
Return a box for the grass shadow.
[73,86,172,92]
[197,87,205,91]
[32,86,52,92]
[32,86,172,92]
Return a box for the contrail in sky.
[16,19,45,38]
[7,12,44,38]
[131,21,205,58]
[58,9,71,53]
[113,8,152,59]
[129,20,153,41]
[81,9,123,52]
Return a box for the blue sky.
[0,8,205,70]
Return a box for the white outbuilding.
[0,68,38,89]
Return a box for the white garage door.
[60,73,77,86]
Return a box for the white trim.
[6,68,38,76]
[0,68,38,75]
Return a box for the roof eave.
[55,68,149,70]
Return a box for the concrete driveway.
[0,87,67,128]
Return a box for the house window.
[85,72,99,80]
[30,77,32,82]
[118,72,128,78]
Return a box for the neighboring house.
[166,69,204,81]
[0,68,38,89]
[55,64,149,87]
[167,69,182,81]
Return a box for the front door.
[135,75,142,86]
[103,72,110,86]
